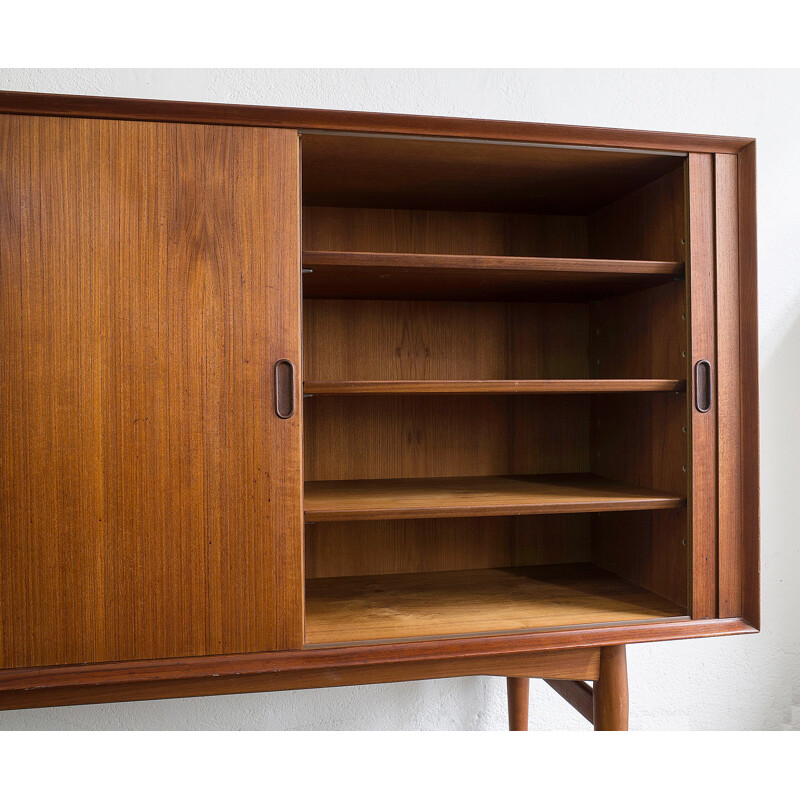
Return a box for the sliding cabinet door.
[0,114,303,667]
[687,153,718,619]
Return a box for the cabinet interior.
[300,131,690,646]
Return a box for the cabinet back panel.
[590,281,686,380]
[304,299,589,381]
[0,115,303,668]
[303,206,588,257]
[305,515,590,579]
[304,396,590,481]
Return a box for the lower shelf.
[304,563,687,646]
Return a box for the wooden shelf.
[304,473,686,522]
[305,563,688,645]
[302,250,685,302]
[303,379,686,396]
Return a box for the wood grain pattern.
[715,153,743,619]
[0,618,756,710]
[590,391,688,608]
[303,395,589,482]
[0,114,303,668]
[687,153,718,619]
[737,142,760,629]
[0,648,601,711]
[303,299,589,382]
[593,645,628,731]
[588,166,686,261]
[304,473,685,522]
[302,133,684,214]
[305,564,687,645]
[544,679,594,724]
[591,393,687,495]
[0,90,753,153]
[0,97,759,712]
[303,206,589,258]
[304,250,683,275]
[591,510,688,608]
[590,282,686,380]
[304,515,590,579]
[587,165,690,611]
[302,250,683,302]
[507,677,530,730]
[304,380,685,395]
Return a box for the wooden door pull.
[275,359,296,419]
[694,359,712,413]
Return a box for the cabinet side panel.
[737,143,760,628]
[715,153,743,618]
[687,153,718,619]
[0,115,302,667]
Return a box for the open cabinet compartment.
[300,131,691,646]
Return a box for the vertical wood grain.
[715,153,742,619]
[593,645,628,731]
[304,515,590,579]
[590,282,686,381]
[587,164,690,613]
[687,154,718,619]
[0,114,303,668]
[590,390,688,609]
[587,166,686,261]
[303,395,589,482]
[737,142,760,628]
[302,206,588,257]
[303,299,589,382]
[507,677,530,731]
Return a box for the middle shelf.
[304,379,686,395]
[304,473,686,522]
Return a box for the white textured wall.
[0,69,797,731]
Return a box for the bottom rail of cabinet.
[0,617,755,710]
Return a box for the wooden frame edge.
[0,90,754,154]
[0,618,756,710]
[737,141,761,630]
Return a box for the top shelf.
[302,251,685,302]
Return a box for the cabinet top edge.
[0,89,755,154]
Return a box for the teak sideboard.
[0,91,759,730]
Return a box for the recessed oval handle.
[274,359,296,419]
[694,359,712,413]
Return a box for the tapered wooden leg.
[593,645,628,731]
[507,677,530,731]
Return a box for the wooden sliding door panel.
[687,153,718,619]
[0,114,303,668]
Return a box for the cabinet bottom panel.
[304,563,686,646]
